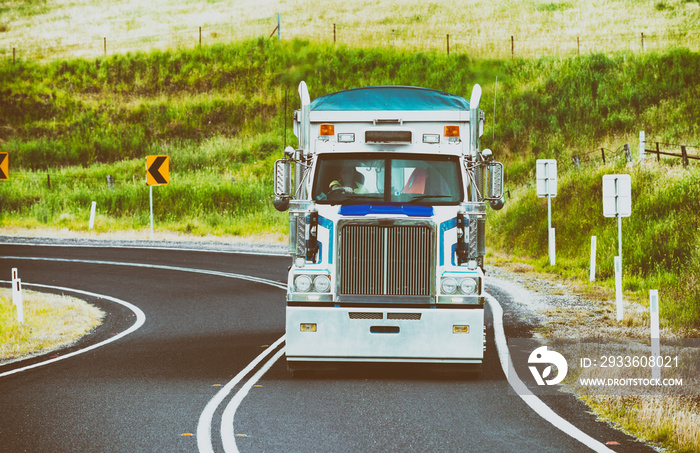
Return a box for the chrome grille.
[339,224,433,296]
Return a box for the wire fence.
[3,19,700,63]
[572,139,699,169]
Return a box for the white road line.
[0,241,288,257]
[0,256,287,290]
[0,282,146,379]
[197,336,286,453]
[485,293,614,453]
[220,346,286,453]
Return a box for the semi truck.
[273,82,504,375]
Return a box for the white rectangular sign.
[536,159,557,198]
[602,174,632,218]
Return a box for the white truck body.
[274,82,504,373]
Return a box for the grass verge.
[0,288,104,364]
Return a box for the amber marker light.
[444,125,460,137]
[300,323,317,332]
[453,325,470,334]
[319,124,335,136]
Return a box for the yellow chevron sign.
[146,155,169,185]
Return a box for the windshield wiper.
[406,194,452,203]
[329,194,383,205]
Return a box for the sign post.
[536,159,557,266]
[603,174,632,321]
[146,155,170,240]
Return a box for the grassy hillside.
[2,0,700,59]
[1,39,699,328]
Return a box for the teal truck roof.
[310,86,470,112]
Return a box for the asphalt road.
[0,242,657,452]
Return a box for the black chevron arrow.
[148,156,167,184]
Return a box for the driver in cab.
[329,165,367,194]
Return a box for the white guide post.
[89,201,97,230]
[650,290,660,380]
[13,278,24,324]
[589,236,597,282]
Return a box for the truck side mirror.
[274,159,292,212]
[486,161,504,200]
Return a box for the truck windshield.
[313,154,462,205]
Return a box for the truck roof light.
[338,133,355,143]
[423,134,440,144]
[444,125,460,137]
[319,124,335,137]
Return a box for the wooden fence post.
[641,32,645,52]
[13,47,16,64]
[104,37,107,56]
[624,143,633,163]
[511,35,514,58]
[656,142,660,162]
[447,34,450,55]
[199,26,202,47]
[333,24,336,44]
[681,145,689,166]
[577,37,580,56]
[601,148,606,164]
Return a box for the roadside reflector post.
[89,201,97,230]
[13,278,24,324]
[590,236,597,282]
[614,256,623,322]
[650,290,660,380]
[548,226,555,266]
[536,159,557,266]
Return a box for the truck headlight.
[459,277,478,295]
[294,275,313,292]
[441,277,458,295]
[313,275,331,292]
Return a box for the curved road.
[0,242,656,452]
